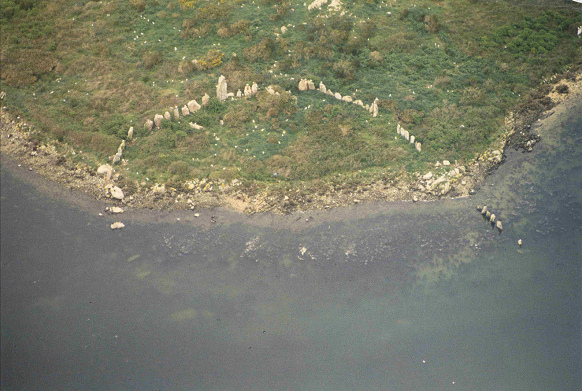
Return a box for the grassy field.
[1,0,581,195]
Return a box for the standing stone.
[216,75,228,101]
[187,100,201,113]
[266,86,276,95]
[127,127,134,140]
[496,220,503,231]
[202,93,210,106]
[481,205,488,215]
[403,130,410,141]
[244,84,252,97]
[490,214,496,223]
[251,82,258,94]
[397,124,401,135]
[112,152,122,165]
[154,114,164,128]
[410,135,415,144]
[518,239,522,246]
[355,100,363,107]
[307,80,315,90]
[181,105,190,116]
[173,107,180,120]
[342,96,353,103]
[236,90,242,98]
[319,82,327,94]
[164,111,171,120]
[281,26,287,34]
[118,140,125,154]
[372,98,379,117]
[334,92,342,100]
[415,142,422,152]
[144,119,154,132]
[298,79,308,91]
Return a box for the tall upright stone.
[201,93,210,106]
[154,114,164,128]
[298,79,308,91]
[127,127,134,140]
[251,82,258,94]
[244,84,252,97]
[181,105,190,116]
[410,135,415,144]
[319,82,327,94]
[173,107,180,119]
[216,75,228,101]
[164,111,171,120]
[307,80,315,90]
[372,98,379,117]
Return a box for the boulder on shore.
[97,164,111,176]
[110,186,124,200]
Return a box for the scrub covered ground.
[1,0,581,212]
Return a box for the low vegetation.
[1,0,580,197]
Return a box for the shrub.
[193,49,224,71]
[143,51,163,69]
[168,160,191,178]
[424,15,440,34]
[333,59,356,80]
[0,49,58,87]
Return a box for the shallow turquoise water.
[1,102,580,390]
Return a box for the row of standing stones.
[102,75,432,201]
[297,78,422,152]
[141,75,423,153]
[477,204,504,232]
[477,205,524,246]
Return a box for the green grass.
[1,0,581,190]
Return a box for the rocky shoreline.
[1,70,580,216]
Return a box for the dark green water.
[1,102,581,390]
